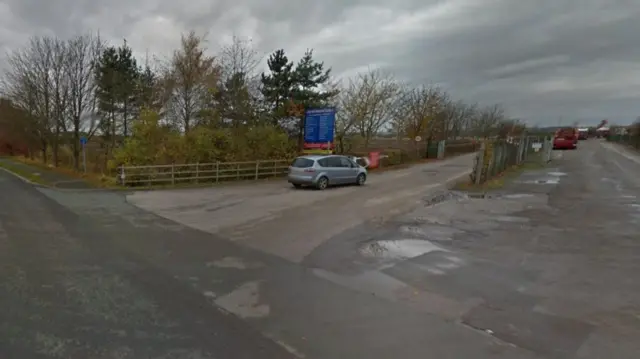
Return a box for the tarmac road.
[127,153,476,262]
[1,140,639,358]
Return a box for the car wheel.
[292,184,302,189]
[356,173,366,186]
[316,176,328,190]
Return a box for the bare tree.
[164,31,220,132]
[65,33,102,169]
[2,36,56,162]
[394,85,442,140]
[215,36,262,129]
[48,37,70,166]
[350,70,400,147]
[333,78,361,153]
[471,104,505,138]
[219,36,261,83]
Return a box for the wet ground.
[1,140,639,358]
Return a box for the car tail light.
[304,168,316,173]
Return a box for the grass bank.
[452,160,547,193]
[0,159,50,185]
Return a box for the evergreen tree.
[260,49,294,126]
[94,46,120,140]
[116,41,139,136]
[94,40,139,138]
[137,63,157,111]
[291,49,336,106]
[216,71,254,129]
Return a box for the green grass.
[452,160,547,193]
[0,161,50,185]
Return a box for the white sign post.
[532,142,542,152]
[414,136,422,159]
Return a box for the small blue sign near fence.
[80,137,87,146]
[304,107,336,143]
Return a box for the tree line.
[0,31,514,173]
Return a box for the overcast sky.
[1,0,639,126]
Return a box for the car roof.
[296,154,342,160]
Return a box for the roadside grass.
[452,160,547,193]
[0,160,50,185]
[11,156,112,188]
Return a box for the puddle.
[517,178,560,185]
[503,194,534,199]
[535,178,560,185]
[360,239,445,260]
[494,215,529,223]
[399,225,461,241]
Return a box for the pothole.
[467,192,486,199]
[360,239,445,260]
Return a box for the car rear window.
[291,158,315,168]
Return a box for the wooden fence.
[119,159,291,187]
[118,139,481,187]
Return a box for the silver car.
[287,155,368,190]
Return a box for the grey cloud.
[1,0,639,125]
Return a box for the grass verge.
[0,160,50,185]
[11,156,112,188]
[452,160,547,193]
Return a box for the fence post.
[171,163,175,186]
[119,165,126,186]
[255,160,260,180]
[273,160,277,177]
[195,162,199,183]
[517,134,525,164]
[236,163,240,180]
[215,161,219,183]
[437,140,446,159]
[474,142,485,185]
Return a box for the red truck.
[553,127,578,149]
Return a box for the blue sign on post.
[80,136,88,173]
[304,108,336,143]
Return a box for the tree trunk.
[73,117,80,170]
[297,116,304,152]
[123,101,129,137]
[41,140,48,164]
[52,124,60,167]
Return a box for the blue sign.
[304,107,336,143]
[80,137,87,145]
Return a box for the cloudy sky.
[1,0,639,126]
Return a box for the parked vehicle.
[553,127,578,149]
[287,155,367,190]
[577,128,589,140]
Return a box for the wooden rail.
[117,139,483,187]
[119,159,291,186]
